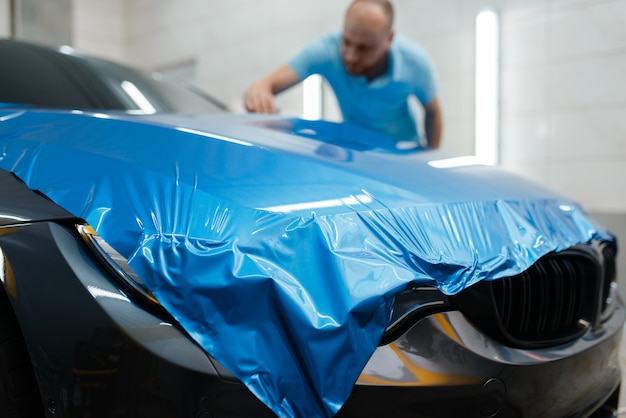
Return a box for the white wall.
[66,0,626,214]
[72,0,125,61]
[499,0,626,213]
[0,0,10,38]
[18,0,72,46]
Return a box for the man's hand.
[244,65,302,114]
[245,81,277,113]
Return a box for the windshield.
[82,54,226,114]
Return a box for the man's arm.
[423,97,443,149]
[244,65,301,114]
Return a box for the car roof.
[0,39,226,113]
[0,40,127,109]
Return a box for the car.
[0,38,623,418]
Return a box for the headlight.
[76,224,165,313]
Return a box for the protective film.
[0,110,614,417]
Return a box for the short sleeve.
[408,46,438,104]
[288,32,341,80]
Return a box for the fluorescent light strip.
[475,9,500,166]
[302,74,322,120]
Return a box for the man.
[244,0,443,148]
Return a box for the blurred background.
[1,0,625,300]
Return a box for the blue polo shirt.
[288,31,438,142]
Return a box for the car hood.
[136,111,567,212]
[0,109,613,417]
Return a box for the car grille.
[451,242,616,348]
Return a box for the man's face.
[341,2,393,77]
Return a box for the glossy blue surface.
[0,109,613,417]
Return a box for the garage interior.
[2,0,626,415]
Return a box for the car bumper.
[338,306,625,417]
[2,220,623,417]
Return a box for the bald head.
[341,0,395,77]
[346,0,394,32]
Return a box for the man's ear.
[387,29,395,44]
